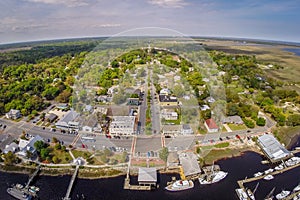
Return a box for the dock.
[25,165,41,189]
[63,165,80,200]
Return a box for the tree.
[256,117,266,126]
[55,143,61,150]
[34,140,47,153]
[40,148,51,160]
[159,147,169,163]
[173,85,185,97]
[3,151,19,165]
[287,114,300,126]
[26,150,33,159]
[52,156,60,164]
[52,137,58,143]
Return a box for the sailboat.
[247,182,259,200]
[264,187,276,200]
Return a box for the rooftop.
[257,134,292,162]
[138,167,157,183]
[179,152,201,177]
[159,95,177,103]
[205,118,218,129]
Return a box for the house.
[206,96,215,103]
[3,142,19,154]
[84,105,93,113]
[6,109,21,120]
[45,113,58,123]
[160,88,171,95]
[161,109,178,120]
[109,116,136,136]
[18,135,44,157]
[159,95,178,107]
[138,167,157,186]
[127,98,140,106]
[56,104,69,111]
[55,110,80,130]
[200,105,210,111]
[182,124,193,135]
[96,95,112,103]
[82,114,98,132]
[107,85,119,95]
[204,118,219,133]
[162,125,182,136]
[223,115,244,125]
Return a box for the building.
[204,118,219,133]
[55,110,80,130]
[223,115,244,125]
[162,125,182,136]
[45,113,58,123]
[56,104,69,110]
[127,98,140,106]
[6,109,21,120]
[179,152,201,179]
[257,134,292,163]
[182,124,193,135]
[109,116,136,136]
[3,142,19,154]
[138,167,157,186]
[18,135,44,157]
[82,114,98,132]
[159,95,178,107]
[200,105,210,111]
[167,152,179,168]
[160,88,171,95]
[161,109,178,120]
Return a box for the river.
[2,145,300,199]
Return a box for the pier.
[25,165,41,189]
[63,165,80,200]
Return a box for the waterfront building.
[179,152,201,179]
[17,135,44,157]
[138,167,157,186]
[257,134,292,163]
[3,142,19,154]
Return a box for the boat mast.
[265,187,276,199]
[253,182,259,194]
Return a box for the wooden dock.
[123,177,151,191]
[63,165,79,200]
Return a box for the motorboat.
[236,188,249,200]
[7,187,32,200]
[254,172,263,177]
[285,157,300,167]
[264,168,274,174]
[264,175,274,180]
[294,183,300,192]
[275,190,290,200]
[275,164,284,171]
[198,171,228,184]
[165,180,194,192]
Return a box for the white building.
[160,88,171,95]
[6,109,21,120]
[161,109,178,120]
[109,116,136,136]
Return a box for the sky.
[1,0,300,44]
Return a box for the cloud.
[148,0,188,8]
[11,24,48,32]
[24,0,89,7]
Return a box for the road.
[138,67,148,135]
[149,69,160,134]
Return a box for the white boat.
[254,172,263,177]
[285,157,300,167]
[275,164,284,171]
[293,193,300,200]
[247,182,259,200]
[198,171,228,184]
[275,190,290,200]
[294,183,300,192]
[165,180,194,192]
[264,175,274,180]
[7,187,32,200]
[236,188,249,200]
[264,168,274,174]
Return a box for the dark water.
[1,150,300,200]
[284,48,300,56]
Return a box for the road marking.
[130,136,137,157]
[71,133,81,147]
[161,134,165,147]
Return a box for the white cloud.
[24,0,89,7]
[148,0,188,8]
[92,24,121,28]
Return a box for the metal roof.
[179,152,201,176]
[138,167,157,183]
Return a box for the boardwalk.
[63,165,80,200]
[25,165,40,188]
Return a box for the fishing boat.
[275,190,290,200]
[165,180,194,192]
[7,185,33,200]
[198,171,228,184]
[236,188,249,200]
[254,172,263,177]
[264,175,274,180]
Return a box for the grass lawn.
[51,149,73,164]
[214,142,230,148]
[71,149,92,159]
[227,123,247,131]
[164,119,181,125]
[273,126,300,147]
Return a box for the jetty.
[25,165,41,189]
[63,165,80,200]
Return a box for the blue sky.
[1,0,300,44]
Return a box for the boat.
[264,187,276,200]
[285,157,300,167]
[293,193,300,200]
[254,172,263,177]
[264,175,274,180]
[165,180,194,192]
[198,171,228,184]
[294,183,300,192]
[275,164,284,171]
[28,186,39,194]
[275,190,290,200]
[264,168,274,174]
[7,187,33,200]
[236,188,249,200]
[247,182,259,200]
